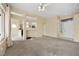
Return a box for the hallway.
[5,36,79,56]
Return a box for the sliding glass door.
[61,18,73,40]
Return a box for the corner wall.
[73,14,79,42]
[43,14,79,42]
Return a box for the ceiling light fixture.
[38,3,49,12]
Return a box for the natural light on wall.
[26,22,29,28]
[12,24,17,28]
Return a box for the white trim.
[0,4,5,12]
[11,11,24,17]
[44,34,57,38]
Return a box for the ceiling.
[9,3,79,18]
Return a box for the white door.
[61,19,73,39]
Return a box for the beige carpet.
[5,36,79,56]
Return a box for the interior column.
[5,4,13,47]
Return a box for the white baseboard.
[43,34,57,38]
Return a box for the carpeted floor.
[4,36,79,56]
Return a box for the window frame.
[0,8,5,41]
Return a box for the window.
[26,16,37,29]
[61,18,73,39]
[12,24,17,28]
[26,22,37,29]
[0,8,5,40]
[26,22,29,28]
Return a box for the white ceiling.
[9,3,79,18]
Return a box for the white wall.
[43,16,59,37]
[73,14,79,42]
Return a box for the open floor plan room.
[1,3,79,56]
